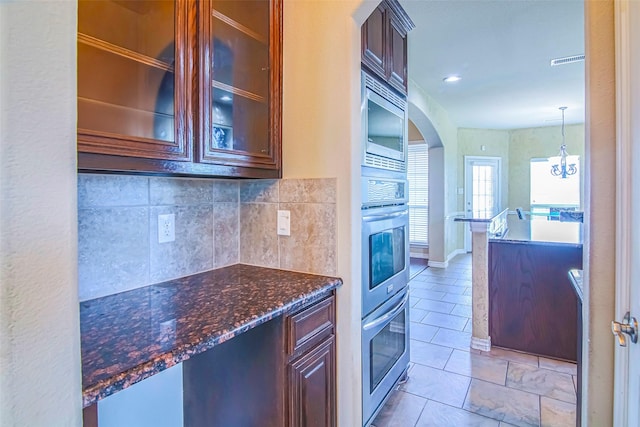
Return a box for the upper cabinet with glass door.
[198,0,281,174]
[77,0,192,164]
[77,0,282,179]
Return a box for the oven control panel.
[361,177,408,208]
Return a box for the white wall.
[408,80,461,262]
[0,1,82,426]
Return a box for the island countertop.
[80,264,342,407]
[491,216,583,247]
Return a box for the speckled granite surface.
[490,217,583,247]
[569,269,583,301]
[80,264,342,407]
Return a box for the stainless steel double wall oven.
[361,70,410,426]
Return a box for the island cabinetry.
[77,0,282,178]
[489,241,582,361]
[361,0,414,94]
[286,296,336,427]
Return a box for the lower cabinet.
[84,293,337,427]
[489,242,582,361]
[286,295,336,427]
[288,337,336,427]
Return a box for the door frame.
[613,0,636,424]
[463,156,502,252]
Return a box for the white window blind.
[408,144,429,245]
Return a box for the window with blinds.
[408,143,428,245]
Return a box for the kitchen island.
[81,264,342,426]
[489,216,583,361]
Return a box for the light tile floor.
[372,253,577,427]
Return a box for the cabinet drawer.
[287,295,335,357]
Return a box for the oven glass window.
[369,226,405,289]
[367,98,404,154]
[370,309,406,392]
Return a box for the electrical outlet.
[158,214,175,243]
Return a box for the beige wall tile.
[240,180,279,203]
[214,202,239,268]
[240,202,279,268]
[279,178,337,203]
[278,202,336,275]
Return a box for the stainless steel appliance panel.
[362,289,410,426]
[361,204,410,317]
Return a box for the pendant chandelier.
[550,106,577,178]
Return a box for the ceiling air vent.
[550,54,585,67]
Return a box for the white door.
[464,156,502,252]
[613,1,640,425]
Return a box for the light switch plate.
[277,210,290,236]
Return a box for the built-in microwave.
[361,71,408,174]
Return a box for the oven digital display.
[369,227,406,289]
[369,310,406,393]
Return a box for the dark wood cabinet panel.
[78,0,282,178]
[183,316,286,427]
[288,336,336,427]
[388,15,408,93]
[361,0,413,94]
[489,242,582,361]
[287,295,335,358]
[361,4,386,78]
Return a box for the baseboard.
[470,336,492,352]
[447,249,466,262]
[410,252,429,259]
[428,260,448,268]
[428,249,466,268]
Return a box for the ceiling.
[399,0,585,130]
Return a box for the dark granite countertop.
[490,216,583,248]
[80,264,342,407]
[569,269,583,302]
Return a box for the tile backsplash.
[78,175,336,301]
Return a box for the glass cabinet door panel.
[78,0,187,158]
[202,0,272,159]
[78,42,175,141]
[211,18,269,99]
[211,88,269,155]
[212,0,269,41]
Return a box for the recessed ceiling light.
[220,95,232,102]
[443,76,461,83]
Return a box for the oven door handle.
[362,211,407,222]
[363,292,409,331]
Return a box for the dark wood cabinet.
[77,0,282,179]
[181,293,336,427]
[489,242,582,361]
[361,0,413,94]
[288,337,335,427]
[286,296,336,427]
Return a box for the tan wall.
[282,0,375,424]
[508,124,585,211]
[408,119,423,142]
[0,1,82,425]
[583,0,616,424]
